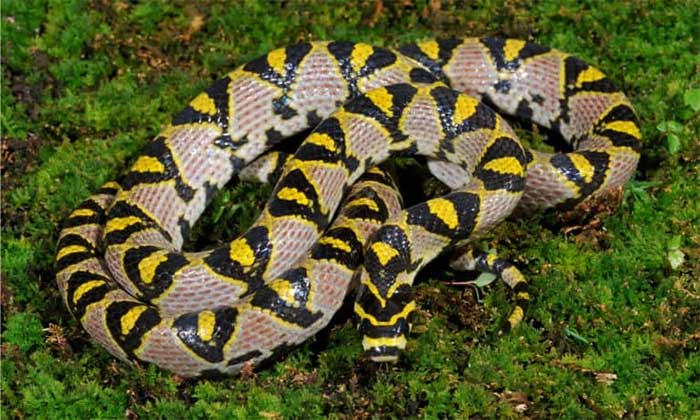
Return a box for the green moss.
[1,0,47,73]
[3,313,44,353]
[2,0,699,418]
[15,351,128,419]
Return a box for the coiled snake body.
[56,38,640,377]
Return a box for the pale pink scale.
[445,41,497,95]
[82,292,131,362]
[265,219,320,279]
[359,64,414,92]
[408,227,450,264]
[138,325,215,377]
[307,165,347,214]
[227,311,293,360]
[605,150,640,189]
[157,264,247,317]
[127,184,184,244]
[292,49,349,118]
[345,115,391,166]
[562,94,617,140]
[168,125,232,190]
[512,54,564,126]
[475,188,522,233]
[452,129,493,172]
[308,261,353,312]
[402,96,442,156]
[517,151,577,212]
[228,77,280,157]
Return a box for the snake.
[55,38,641,377]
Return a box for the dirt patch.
[1,133,42,190]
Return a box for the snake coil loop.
[56,38,640,377]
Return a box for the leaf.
[564,326,590,345]
[667,249,685,270]
[474,272,497,288]
[667,235,685,270]
[668,235,682,250]
[683,88,700,111]
[658,120,683,133]
[625,180,660,203]
[667,121,684,133]
[667,133,681,154]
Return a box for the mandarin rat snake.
[56,38,640,377]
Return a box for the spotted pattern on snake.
[55,38,640,377]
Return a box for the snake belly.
[55,38,640,377]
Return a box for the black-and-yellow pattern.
[399,37,640,212]
[56,38,640,377]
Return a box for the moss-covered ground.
[2,0,699,418]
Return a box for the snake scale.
[55,38,640,377]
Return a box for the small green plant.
[657,120,684,154]
[564,326,591,345]
[682,88,700,112]
[624,180,660,203]
[666,235,685,271]
[657,87,700,155]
